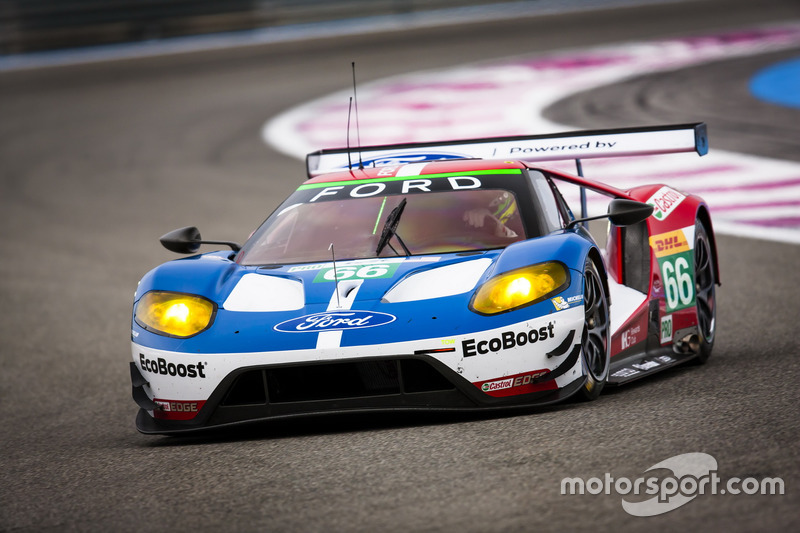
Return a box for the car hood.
[133,233,589,354]
[223,254,495,311]
[135,251,514,353]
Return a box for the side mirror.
[159,226,241,254]
[566,198,654,229]
[607,199,655,227]
[160,226,202,254]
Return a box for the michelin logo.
[552,294,583,311]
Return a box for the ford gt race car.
[130,123,718,435]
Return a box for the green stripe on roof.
[297,169,522,190]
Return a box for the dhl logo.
[649,229,690,258]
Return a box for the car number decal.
[313,262,400,283]
[659,251,695,312]
[650,226,696,312]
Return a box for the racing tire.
[693,220,716,364]
[578,258,610,401]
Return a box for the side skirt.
[607,347,698,385]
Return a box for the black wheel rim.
[695,229,716,343]
[582,267,609,380]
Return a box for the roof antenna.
[351,62,364,170]
[346,96,354,171]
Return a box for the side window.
[550,180,575,227]
[528,170,570,231]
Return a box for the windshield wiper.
[375,198,411,256]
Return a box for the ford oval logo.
[339,153,465,169]
[274,310,396,333]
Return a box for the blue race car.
[130,124,717,435]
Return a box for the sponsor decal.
[274,310,396,332]
[657,355,675,364]
[632,360,660,371]
[612,367,640,378]
[508,140,616,155]
[462,322,555,357]
[613,313,647,355]
[288,257,414,274]
[139,354,206,378]
[552,294,583,311]
[477,369,553,396]
[646,186,686,221]
[313,261,400,283]
[621,324,642,350]
[661,315,674,344]
[153,399,206,420]
[344,152,466,169]
[650,229,690,258]
[481,369,550,392]
[482,378,513,392]
[304,174,484,202]
[288,263,329,273]
[154,400,200,413]
[405,256,441,263]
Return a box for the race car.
[130,123,718,435]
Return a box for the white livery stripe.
[316,279,364,349]
[396,163,427,177]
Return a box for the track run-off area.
[1,0,799,531]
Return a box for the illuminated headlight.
[470,262,569,315]
[134,291,216,338]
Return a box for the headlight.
[470,262,569,315]
[134,291,216,338]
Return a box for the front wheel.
[579,258,610,401]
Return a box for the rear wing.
[305,123,707,178]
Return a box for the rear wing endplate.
[305,123,707,178]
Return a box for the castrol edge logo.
[646,186,686,221]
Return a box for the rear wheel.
[579,259,610,400]
[693,220,716,364]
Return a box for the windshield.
[238,188,526,265]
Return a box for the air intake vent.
[267,361,401,403]
[221,370,266,406]
[401,359,455,393]
[218,358,457,407]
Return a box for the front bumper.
[131,306,586,435]
[132,351,584,435]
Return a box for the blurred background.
[0,0,674,54]
[0,0,551,53]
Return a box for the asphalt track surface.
[1,0,799,531]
